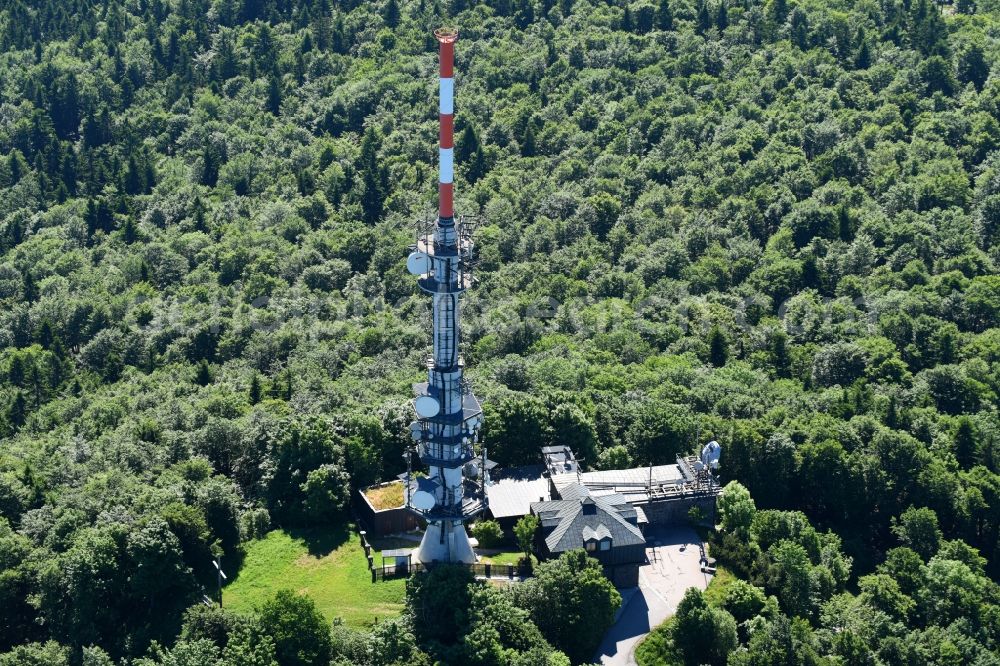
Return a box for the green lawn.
[222,527,406,628]
[478,549,528,565]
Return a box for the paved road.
[593,526,712,666]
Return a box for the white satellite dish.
[406,252,431,275]
[411,490,436,511]
[701,440,721,468]
[414,396,440,418]
[694,460,705,472]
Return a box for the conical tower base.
[415,520,476,565]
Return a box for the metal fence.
[360,526,645,589]
[358,523,531,582]
[372,560,531,582]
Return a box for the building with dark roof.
[541,444,579,476]
[486,478,549,536]
[482,464,549,536]
[530,483,647,587]
[481,445,721,587]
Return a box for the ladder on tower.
[438,294,456,369]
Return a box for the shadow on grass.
[287,524,352,558]
[196,548,247,592]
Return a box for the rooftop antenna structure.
[405,27,485,565]
[697,440,721,477]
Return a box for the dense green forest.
[1,0,999,662]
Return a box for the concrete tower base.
[415,520,476,564]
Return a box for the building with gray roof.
[482,446,721,587]
[530,483,646,587]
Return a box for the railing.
[359,521,530,582]
[371,560,531,582]
[413,214,478,292]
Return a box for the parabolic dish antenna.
[407,252,431,276]
[701,440,721,468]
[414,395,441,418]
[411,490,436,511]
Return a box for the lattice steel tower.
[405,27,487,564]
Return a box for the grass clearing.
[223,527,406,628]
[478,549,527,565]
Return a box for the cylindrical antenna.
[435,27,458,222]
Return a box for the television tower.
[405,27,486,565]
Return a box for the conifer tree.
[196,360,212,386]
[266,69,282,115]
[521,123,536,157]
[958,43,989,91]
[358,126,386,224]
[516,0,534,28]
[201,145,220,187]
[772,330,789,378]
[622,4,633,32]
[124,156,144,195]
[657,0,673,30]
[22,269,36,301]
[383,0,401,28]
[249,374,262,405]
[766,0,788,33]
[708,326,729,367]
[697,0,712,34]
[7,150,26,186]
[8,355,25,387]
[855,29,872,69]
[8,391,27,428]
[953,417,979,468]
[123,217,137,244]
[716,1,728,31]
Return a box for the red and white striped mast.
[437,27,456,223]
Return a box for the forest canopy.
[0,0,999,662]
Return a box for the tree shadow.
[593,591,652,660]
[645,524,702,547]
[287,523,352,558]
[217,548,246,583]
